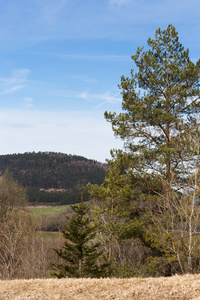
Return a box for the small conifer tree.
[51,200,109,278]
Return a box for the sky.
[0,0,200,162]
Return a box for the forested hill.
[0,152,106,189]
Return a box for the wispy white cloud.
[63,54,130,61]
[12,69,30,80]
[67,74,98,84]
[23,97,34,108]
[79,92,89,100]
[3,85,26,94]
[79,91,121,104]
[79,91,122,102]
[94,92,121,109]
[33,52,130,61]
[0,69,30,95]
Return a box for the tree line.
[26,188,89,205]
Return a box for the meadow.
[27,204,70,216]
[1,274,200,299]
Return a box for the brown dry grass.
[1,274,200,299]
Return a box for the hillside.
[0,274,200,299]
[0,152,106,205]
[0,152,106,189]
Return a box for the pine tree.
[103,24,200,274]
[88,150,153,276]
[105,25,200,185]
[51,201,109,278]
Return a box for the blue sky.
[0,0,200,162]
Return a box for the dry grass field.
[1,274,200,300]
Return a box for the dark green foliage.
[51,202,109,278]
[0,152,106,189]
[27,188,89,205]
[88,151,158,277]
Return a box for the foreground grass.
[1,274,200,299]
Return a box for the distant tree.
[0,170,27,218]
[51,199,109,278]
[0,171,28,279]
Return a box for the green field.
[27,205,70,216]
